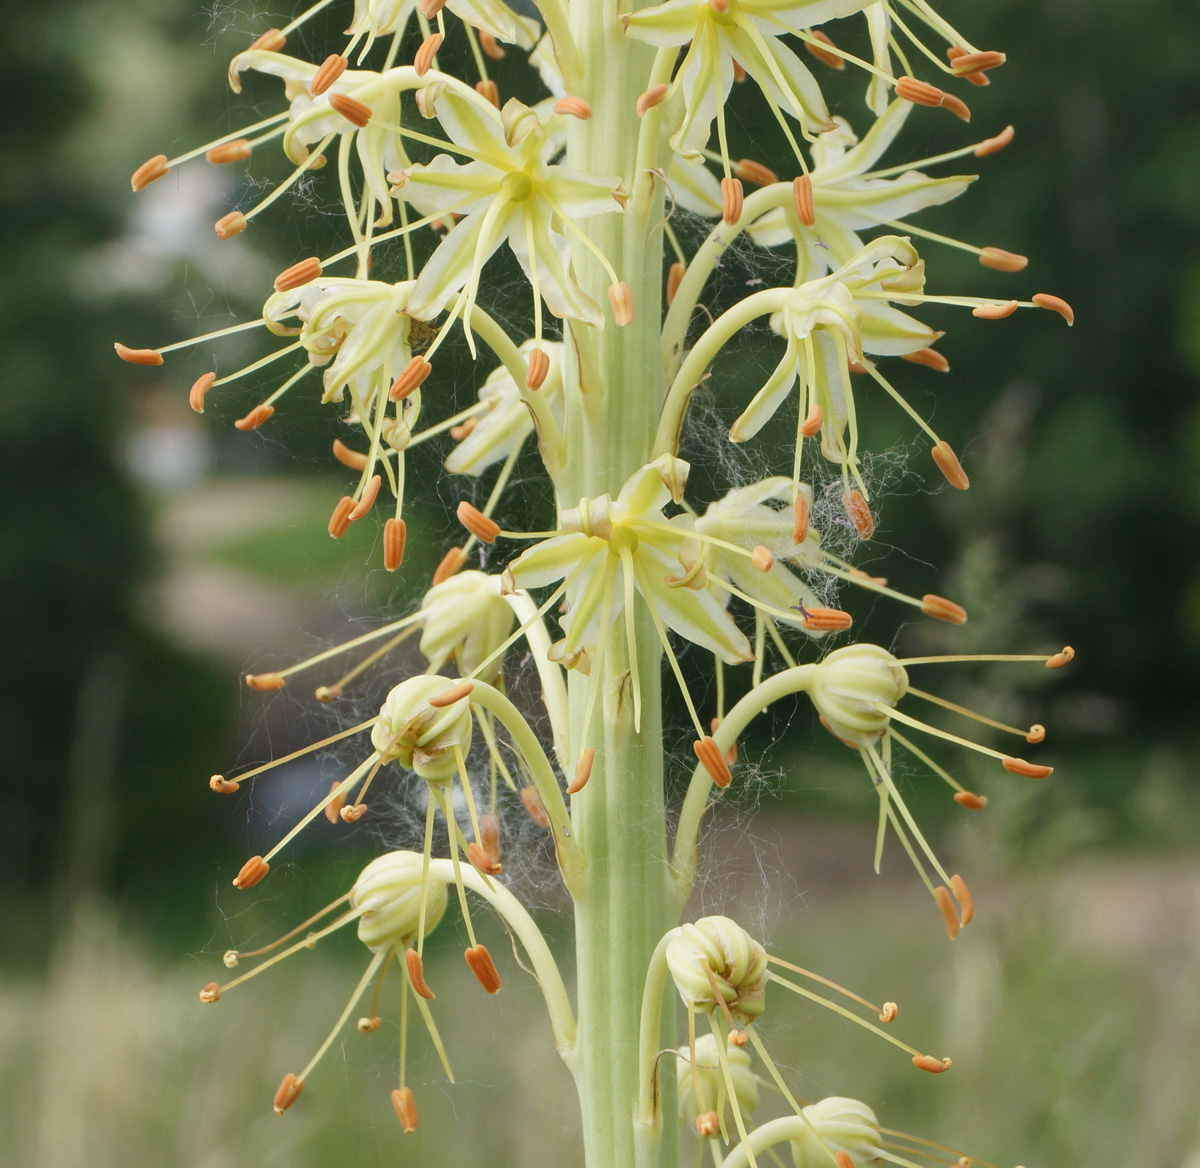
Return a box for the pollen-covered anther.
[114,342,163,366]
[800,607,853,632]
[975,125,1015,157]
[792,174,815,227]
[199,981,221,1003]
[792,494,810,543]
[210,775,239,794]
[340,803,367,823]
[465,944,502,994]
[842,489,874,539]
[315,685,342,702]
[912,1054,952,1073]
[667,261,685,306]
[456,501,500,543]
[206,139,252,165]
[972,300,1019,320]
[414,32,443,75]
[357,1014,381,1033]
[805,29,845,70]
[979,247,1028,272]
[608,281,635,326]
[951,49,1007,76]
[1026,723,1046,744]
[215,211,247,240]
[479,30,505,59]
[1047,645,1075,668]
[384,518,407,572]
[520,785,551,827]
[696,1110,720,1138]
[405,948,435,999]
[234,404,274,431]
[390,356,432,400]
[934,886,960,939]
[1033,292,1075,325]
[273,1072,303,1115]
[274,257,322,293]
[188,372,216,413]
[349,475,382,521]
[223,950,239,968]
[921,594,967,625]
[526,347,550,390]
[694,735,733,788]
[310,54,348,97]
[233,855,269,889]
[392,1086,418,1133]
[951,874,974,926]
[734,158,778,186]
[432,546,467,585]
[245,672,285,692]
[895,76,948,108]
[954,791,988,810]
[879,1001,898,1023]
[328,495,354,538]
[799,402,823,437]
[324,779,347,823]
[328,92,372,128]
[554,96,592,119]
[249,28,286,53]
[636,83,668,116]
[568,748,594,795]
[428,680,475,708]
[1002,757,1053,779]
[131,154,169,192]
[751,545,774,572]
[720,176,744,225]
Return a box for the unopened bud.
[666,917,767,1025]
[353,852,448,952]
[808,644,908,747]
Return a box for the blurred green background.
[2,0,1199,1165]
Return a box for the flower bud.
[372,676,473,783]
[418,570,516,683]
[789,1097,881,1167]
[676,1033,759,1123]
[352,851,448,952]
[666,917,768,1026]
[808,644,908,747]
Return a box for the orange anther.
[1026,723,1046,745]
[349,475,382,521]
[734,158,778,187]
[1032,292,1074,325]
[819,714,860,749]
[1002,756,1053,779]
[708,0,728,11]
[273,1072,304,1115]
[131,154,169,192]
[930,440,970,490]
[1046,645,1075,668]
[450,418,477,440]
[526,346,550,390]
[357,1015,381,1033]
[249,28,286,53]
[805,30,845,70]
[902,347,950,372]
[274,257,322,293]
[953,791,988,810]
[879,1002,898,1023]
[332,438,369,470]
[693,735,733,788]
[465,943,502,994]
[567,747,594,795]
[934,885,960,939]
[912,1054,952,1073]
[842,489,874,539]
[799,402,823,437]
[941,93,972,122]
[245,672,285,692]
[696,1111,721,1138]
[457,500,500,544]
[979,246,1028,272]
[114,342,163,366]
[215,210,247,240]
[233,855,269,889]
[895,75,946,108]
[340,803,367,823]
[732,60,747,82]
[405,947,435,999]
[429,680,475,708]
[310,54,348,97]
[608,281,634,326]
[188,372,216,413]
[792,174,815,227]
[234,403,274,431]
[418,0,447,15]
[391,1086,418,1133]
[950,49,1006,76]
[475,79,500,108]
[390,355,432,400]
[751,545,773,571]
[728,1027,748,1047]
[972,300,1019,320]
[950,873,974,927]
[199,981,221,1003]
[206,139,252,165]
[384,517,407,572]
[554,96,592,119]
[328,92,372,128]
[329,495,354,539]
[467,841,502,874]
[636,83,668,117]
[478,812,502,868]
[414,32,443,76]
[947,46,989,87]
[210,775,240,794]
[835,1154,854,1168]
[324,779,346,823]
[720,176,744,225]
[520,785,551,827]
[801,606,854,632]
[432,545,467,585]
[710,716,738,764]
[666,261,685,306]
[921,594,968,625]
[478,30,505,60]
[975,125,1015,156]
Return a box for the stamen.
[234,403,275,431]
[800,607,853,632]
[457,501,500,543]
[836,1154,853,1168]
[953,791,988,809]
[349,475,381,521]
[324,779,347,823]
[697,1111,720,1138]
[805,29,845,70]
[433,545,467,585]
[842,489,875,539]
[975,125,1015,156]
[711,716,738,765]
[720,177,744,225]
[912,1054,952,1073]
[751,545,774,572]
[972,300,1019,319]
[215,211,248,239]
[894,76,948,107]
[233,855,269,889]
[520,785,551,827]
[415,32,443,76]
[206,139,251,165]
[666,262,685,306]
[920,595,967,624]
[765,954,895,1020]
[465,944,502,993]
[1027,723,1046,744]
[880,1002,898,1023]
[931,441,970,490]
[131,154,169,192]
[568,748,594,795]
[429,681,475,708]
[792,495,810,543]
[1032,292,1075,325]
[475,80,499,108]
[114,343,162,366]
[273,257,322,293]
[210,775,239,793]
[245,672,285,691]
[693,736,733,788]
[1047,646,1075,668]
[947,46,989,88]
[934,885,960,939]
[406,947,435,999]
[332,439,369,470]
[554,96,592,119]
[310,54,348,97]
[979,247,1028,272]
[199,981,220,1003]
[1002,757,1053,778]
[950,49,1006,76]
[328,495,354,538]
[526,347,550,390]
[941,93,972,121]
[905,684,1031,737]
[248,28,286,52]
[189,372,216,413]
[951,873,974,925]
[340,803,367,823]
[384,518,407,571]
[390,356,432,400]
[792,175,815,227]
[392,1086,418,1133]
[902,347,950,372]
[328,92,372,128]
[479,30,505,60]
[637,84,668,116]
[273,1072,304,1114]
[734,159,779,186]
[608,281,635,326]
